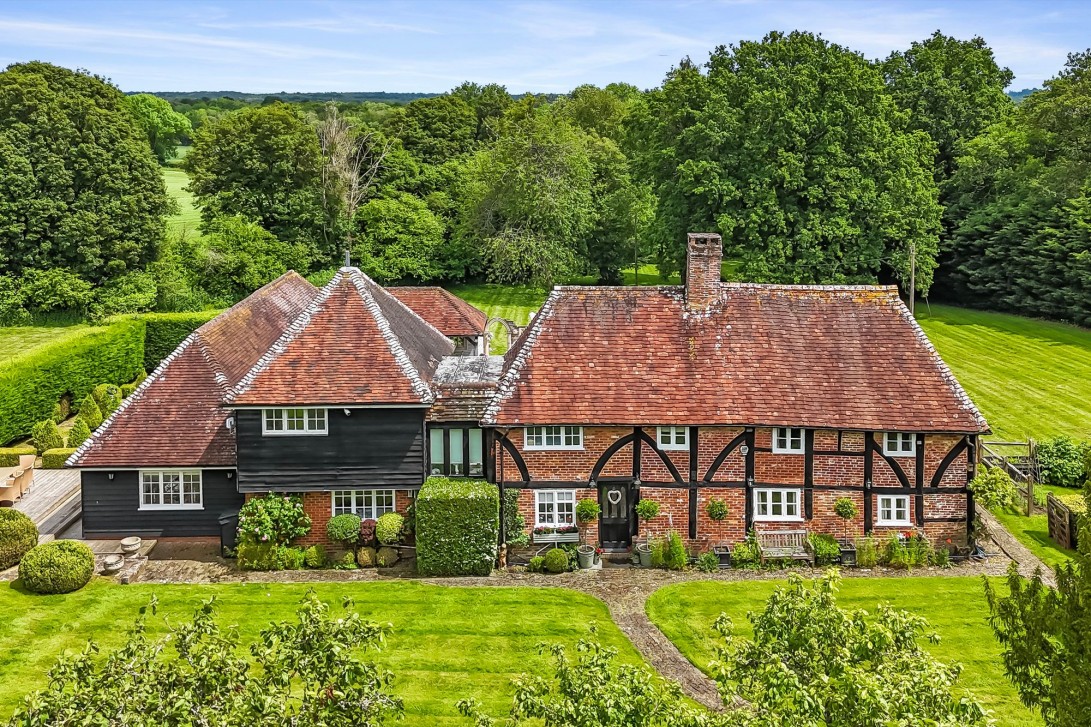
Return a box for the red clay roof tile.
[388,287,488,338]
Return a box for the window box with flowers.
[533,490,578,542]
[532,524,580,543]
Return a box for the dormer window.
[883,432,916,456]
[262,408,327,436]
[772,427,804,454]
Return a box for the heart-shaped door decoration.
[607,490,622,505]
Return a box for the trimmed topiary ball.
[303,544,327,568]
[543,547,569,574]
[359,518,377,546]
[376,546,399,567]
[356,546,377,567]
[326,513,362,546]
[0,509,39,570]
[20,540,95,594]
[375,512,404,545]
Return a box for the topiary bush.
[0,445,35,468]
[19,540,95,594]
[42,448,76,469]
[66,417,92,448]
[543,547,569,573]
[359,518,377,546]
[77,395,103,429]
[52,397,70,424]
[0,509,39,570]
[356,546,377,567]
[376,546,399,567]
[635,498,660,522]
[416,477,499,576]
[705,498,728,521]
[326,513,362,546]
[375,512,404,545]
[236,493,311,546]
[120,383,137,398]
[31,419,64,454]
[91,383,122,416]
[303,544,327,568]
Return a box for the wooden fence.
[981,440,1040,515]
[1047,493,1079,551]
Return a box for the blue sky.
[1,1,1085,93]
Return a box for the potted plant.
[833,497,858,566]
[575,499,601,568]
[634,498,660,566]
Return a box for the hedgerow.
[0,319,144,445]
[141,311,219,371]
[0,445,35,468]
[416,477,498,576]
[42,448,76,469]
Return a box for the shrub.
[528,555,545,572]
[237,543,305,571]
[91,383,122,415]
[42,448,75,469]
[575,499,601,523]
[1037,436,1091,489]
[337,550,358,569]
[0,318,144,445]
[120,383,137,397]
[0,445,35,468]
[326,513,362,546]
[663,531,687,570]
[77,395,103,429]
[19,540,95,594]
[375,512,404,545]
[376,546,399,567]
[416,477,499,576]
[705,498,728,521]
[731,534,760,569]
[635,499,660,521]
[932,546,951,568]
[402,500,415,537]
[808,533,841,566]
[696,551,720,573]
[1055,492,1088,516]
[282,547,305,570]
[855,536,879,567]
[503,489,528,546]
[20,269,94,316]
[906,534,934,568]
[359,518,377,546]
[356,546,377,567]
[883,534,910,568]
[66,417,92,448]
[0,509,39,569]
[303,544,327,568]
[969,466,1021,511]
[236,494,311,546]
[31,419,64,454]
[52,397,70,423]
[543,547,569,573]
[141,311,220,372]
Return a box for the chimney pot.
[685,232,723,310]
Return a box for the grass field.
[0,580,640,725]
[645,578,1039,727]
[164,166,201,235]
[0,324,89,363]
[991,484,1081,569]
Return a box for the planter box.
[839,543,857,567]
[712,546,732,567]
[533,532,579,544]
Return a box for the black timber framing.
[863,432,873,533]
[915,434,926,526]
[744,428,756,532]
[688,426,699,539]
[804,429,815,519]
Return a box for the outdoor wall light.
[108,472,114,480]
[343,408,351,416]
[739,444,749,455]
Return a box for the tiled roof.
[69,272,320,468]
[227,268,454,406]
[429,355,504,421]
[388,287,488,337]
[484,284,989,433]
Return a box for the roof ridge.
[68,333,200,467]
[361,279,454,355]
[196,271,315,338]
[192,331,230,395]
[481,288,562,425]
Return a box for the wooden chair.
[756,529,814,566]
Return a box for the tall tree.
[631,32,941,293]
[125,93,193,164]
[0,62,170,282]
[384,94,478,166]
[183,104,330,256]
[450,82,512,143]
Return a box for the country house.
[69,233,988,552]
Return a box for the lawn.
[164,165,201,236]
[0,579,639,725]
[990,483,1081,569]
[0,324,89,363]
[645,577,1040,727]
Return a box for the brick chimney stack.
[685,232,723,310]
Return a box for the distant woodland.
[1,30,1089,325]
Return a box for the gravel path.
[978,506,1057,587]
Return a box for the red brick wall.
[288,490,413,549]
[516,487,599,544]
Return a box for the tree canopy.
[126,93,193,164]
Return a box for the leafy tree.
[968,465,1021,511]
[18,268,94,316]
[353,193,446,283]
[189,216,312,304]
[384,94,478,166]
[0,62,171,282]
[184,104,331,255]
[712,572,989,726]
[555,84,633,142]
[583,134,655,283]
[450,82,513,143]
[631,32,941,293]
[10,593,403,726]
[125,93,193,164]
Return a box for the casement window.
[331,490,395,519]
[753,488,803,522]
[772,427,805,454]
[877,495,912,526]
[535,490,576,527]
[656,426,688,451]
[524,426,583,450]
[262,408,327,436]
[429,427,484,477]
[883,432,916,456]
[140,470,202,510]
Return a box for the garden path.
[979,507,1057,588]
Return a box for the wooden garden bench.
[756,529,814,566]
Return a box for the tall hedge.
[416,477,499,576]
[141,311,220,371]
[0,319,144,445]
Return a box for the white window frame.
[331,490,395,520]
[752,487,803,522]
[262,408,328,436]
[656,426,688,451]
[535,489,576,527]
[877,495,912,526]
[883,432,916,457]
[772,427,805,454]
[524,426,583,451]
[139,469,203,511]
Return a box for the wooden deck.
[14,469,80,535]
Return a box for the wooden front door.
[599,481,633,550]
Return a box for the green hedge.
[416,477,499,576]
[0,445,35,468]
[42,448,76,469]
[0,319,145,446]
[141,311,220,371]
[19,540,95,594]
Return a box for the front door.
[599,481,633,550]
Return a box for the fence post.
[1026,438,1037,516]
